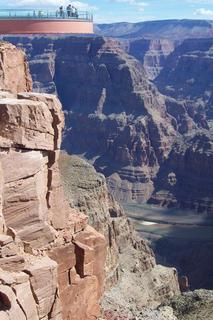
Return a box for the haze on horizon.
[0,0,213,23]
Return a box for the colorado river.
[123,203,213,289]
[123,203,213,240]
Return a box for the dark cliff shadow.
[153,235,213,290]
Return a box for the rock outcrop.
[59,153,180,318]
[0,42,106,320]
[0,41,32,93]
[59,153,121,288]
[0,41,181,320]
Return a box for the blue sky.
[1,0,213,23]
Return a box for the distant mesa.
[95,19,213,40]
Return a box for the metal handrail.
[0,9,93,21]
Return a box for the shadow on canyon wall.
[3,34,213,291]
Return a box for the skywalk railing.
[0,9,93,21]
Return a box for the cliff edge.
[0,42,106,320]
[0,41,180,320]
[59,153,180,319]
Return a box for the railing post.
[0,9,93,22]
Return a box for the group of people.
[57,4,78,18]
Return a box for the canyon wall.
[0,41,181,320]
[0,42,107,320]
[127,38,177,80]
[4,36,178,203]
[149,131,213,213]
[151,38,213,213]
[4,35,213,214]
[155,38,213,121]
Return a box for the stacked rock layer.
[0,42,106,320]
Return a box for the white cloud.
[0,0,97,10]
[72,1,97,10]
[109,0,148,11]
[194,7,213,16]
[188,0,213,3]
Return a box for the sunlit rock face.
[0,42,107,320]
[0,41,32,93]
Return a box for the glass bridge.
[0,9,94,34]
[0,9,93,21]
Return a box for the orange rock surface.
[0,42,106,320]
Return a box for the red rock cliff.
[0,42,106,320]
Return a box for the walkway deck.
[0,9,93,34]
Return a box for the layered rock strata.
[127,38,177,80]
[155,38,213,125]
[54,37,177,204]
[156,38,213,93]
[0,42,106,320]
[149,131,213,213]
[152,38,213,212]
[3,36,212,212]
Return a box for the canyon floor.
[124,203,213,239]
[124,203,213,289]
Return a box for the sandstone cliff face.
[2,37,58,95]
[0,41,32,93]
[59,153,180,318]
[0,42,106,320]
